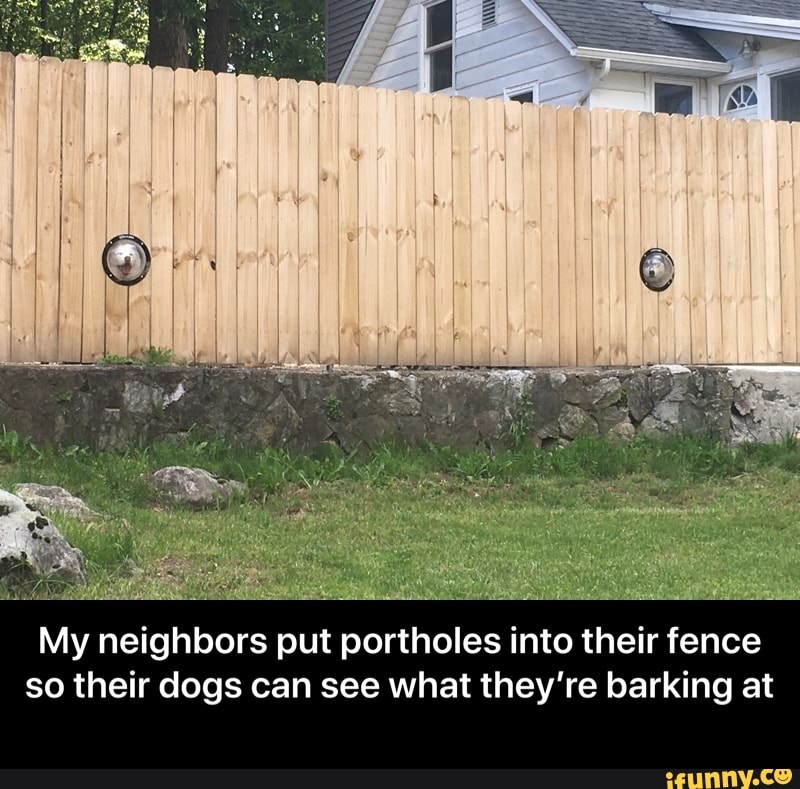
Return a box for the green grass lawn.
[0,433,798,599]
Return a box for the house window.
[424,0,453,92]
[505,82,539,104]
[511,91,535,104]
[482,0,497,29]
[726,84,757,112]
[772,71,800,122]
[654,82,694,116]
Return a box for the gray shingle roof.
[535,0,800,63]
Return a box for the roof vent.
[482,0,497,29]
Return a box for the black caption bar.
[6,601,798,766]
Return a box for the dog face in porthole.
[104,237,150,284]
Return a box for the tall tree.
[147,0,189,68]
[203,0,232,73]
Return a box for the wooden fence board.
[237,74,258,364]
[763,120,782,362]
[298,81,320,365]
[557,106,577,367]
[377,88,398,365]
[278,78,299,365]
[452,96,472,366]
[105,61,130,358]
[748,120,768,363]
[505,100,525,366]
[574,107,594,367]
[639,112,659,364]
[433,93,454,365]
[522,103,542,366]
[731,120,753,363]
[702,116,722,363]
[258,76,279,364]
[488,98,508,366]
[0,52,13,361]
[338,85,359,365]
[623,111,642,366]
[318,81,340,365]
[777,121,796,363]
[655,113,674,364]
[128,65,153,357]
[396,90,417,366]
[717,117,737,364]
[469,97,490,366]
[415,92,435,365]
[193,69,215,362]
[591,106,610,366]
[58,59,84,362]
[80,60,106,361]
[540,104,559,366]
[687,115,707,363]
[173,68,195,360]
[358,87,379,366]
[35,57,63,361]
[608,110,626,365]
[671,114,691,365]
[12,55,39,361]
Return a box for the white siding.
[368,0,423,90]
[587,70,648,112]
[366,0,591,104]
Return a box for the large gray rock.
[14,484,100,522]
[148,467,246,509]
[0,490,87,586]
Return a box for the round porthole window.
[640,248,675,292]
[102,235,151,286]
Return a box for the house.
[326,0,800,120]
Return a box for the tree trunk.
[203,0,232,73]
[108,0,121,39]
[69,0,81,58]
[147,0,189,69]
[39,0,53,56]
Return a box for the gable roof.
[533,0,726,62]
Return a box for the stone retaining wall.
[0,364,798,452]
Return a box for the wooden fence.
[1,52,799,367]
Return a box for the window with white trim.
[654,81,694,116]
[505,82,539,104]
[424,0,453,92]
[726,84,758,112]
[772,71,800,121]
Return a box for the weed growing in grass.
[56,391,73,403]
[508,393,535,449]
[0,428,41,463]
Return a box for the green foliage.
[508,392,535,449]
[1,0,148,63]
[1,433,800,599]
[0,427,41,463]
[2,0,324,80]
[324,396,343,421]
[98,347,183,366]
[56,391,73,403]
[140,346,180,365]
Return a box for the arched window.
[726,84,758,112]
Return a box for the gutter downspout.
[578,58,611,107]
